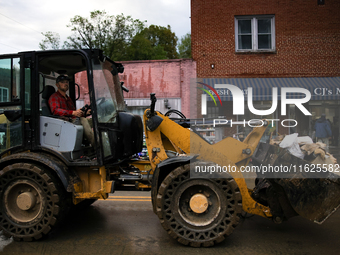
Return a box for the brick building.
[191,0,340,144]
[75,59,196,119]
[118,59,196,119]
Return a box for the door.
[309,101,340,146]
[0,55,26,154]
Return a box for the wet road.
[1,191,340,255]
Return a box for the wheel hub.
[189,193,209,214]
[4,180,44,223]
[17,192,36,211]
[0,163,65,241]
[176,181,222,227]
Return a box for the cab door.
[0,54,29,154]
[89,57,143,165]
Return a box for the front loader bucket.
[252,143,340,224]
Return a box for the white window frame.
[235,15,275,52]
[0,87,9,102]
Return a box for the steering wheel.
[83,97,106,117]
[80,104,92,117]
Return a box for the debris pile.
[270,133,337,166]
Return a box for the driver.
[48,75,95,147]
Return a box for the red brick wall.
[191,0,340,78]
[75,59,196,118]
[119,59,196,118]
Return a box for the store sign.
[314,87,340,96]
[201,84,312,116]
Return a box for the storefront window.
[309,101,340,146]
[238,101,277,142]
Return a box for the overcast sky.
[0,0,191,55]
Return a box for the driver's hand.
[72,109,83,117]
[87,109,92,115]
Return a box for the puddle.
[0,231,13,252]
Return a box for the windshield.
[92,59,125,123]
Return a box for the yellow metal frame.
[73,166,112,204]
[144,111,272,219]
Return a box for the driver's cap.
[56,75,71,83]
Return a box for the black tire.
[0,163,69,241]
[156,162,242,247]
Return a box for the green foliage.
[39,31,60,50]
[63,10,146,60]
[178,33,191,58]
[139,25,178,59]
[0,68,11,88]
[127,34,165,60]
[39,10,179,61]
[127,25,178,60]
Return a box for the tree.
[63,11,146,60]
[127,34,168,60]
[39,10,178,61]
[129,25,178,59]
[178,33,191,58]
[39,31,60,50]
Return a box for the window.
[0,57,21,102]
[25,91,30,104]
[235,15,275,52]
[126,106,147,119]
[0,56,23,152]
[238,100,278,142]
[207,103,219,118]
[0,87,9,102]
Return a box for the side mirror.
[150,93,157,116]
[121,82,129,93]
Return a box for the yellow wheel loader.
[0,49,339,247]
[143,94,340,247]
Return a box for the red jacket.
[48,91,75,117]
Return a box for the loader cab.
[0,49,143,166]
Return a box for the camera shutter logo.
[197,82,223,115]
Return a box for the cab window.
[0,58,20,103]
